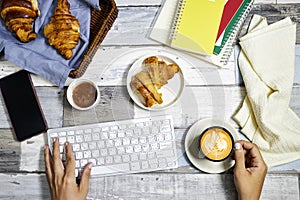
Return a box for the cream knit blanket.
[234,15,300,167]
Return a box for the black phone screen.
[0,70,47,141]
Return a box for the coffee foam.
[200,127,233,161]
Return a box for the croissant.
[131,56,180,107]
[44,0,80,60]
[0,0,40,42]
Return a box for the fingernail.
[88,163,93,169]
[65,141,69,146]
[235,143,241,150]
[44,144,48,150]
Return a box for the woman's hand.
[44,138,92,200]
[233,140,268,200]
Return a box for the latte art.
[200,127,233,161]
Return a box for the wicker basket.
[69,0,118,78]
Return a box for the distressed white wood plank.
[62,86,247,129]
[277,0,300,3]
[103,7,156,45]
[1,4,300,87]
[1,44,299,87]
[134,85,300,128]
[0,60,54,86]
[68,46,237,87]
[0,87,64,129]
[2,126,300,173]
[115,0,288,6]
[115,0,162,6]
[20,134,46,172]
[62,85,300,130]
[0,173,298,199]
[0,86,297,172]
[0,130,21,172]
[255,0,276,3]
[103,4,300,46]
[62,85,300,172]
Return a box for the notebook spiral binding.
[219,0,253,65]
[169,0,187,41]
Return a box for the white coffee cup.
[67,79,100,111]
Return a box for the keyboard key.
[84,134,92,142]
[101,132,108,140]
[131,154,139,161]
[108,148,117,156]
[130,162,140,171]
[122,155,130,162]
[125,146,133,153]
[67,136,75,143]
[59,131,67,137]
[160,141,173,150]
[73,144,80,151]
[156,150,174,158]
[75,152,83,160]
[83,151,91,158]
[81,143,89,151]
[105,156,113,164]
[117,130,125,137]
[91,163,130,175]
[92,150,100,157]
[117,147,125,155]
[114,155,122,163]
[100,149,108,156]
[141,161,149,169]
[102,127,109,132]
[76,135,83,143]
[92,133,100,141]
[97,141,105,149]
[89,142,97,150]
[109,131,117,139]
[97,158,105,165]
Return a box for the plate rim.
[126,53,185,111]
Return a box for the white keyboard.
[47,115,178,177]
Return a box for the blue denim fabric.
[0,0,97,87]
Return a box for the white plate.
[127,54,185,111]
[185,118,240,173]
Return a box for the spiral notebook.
[214,0,254,55]
[170,0,226,55]
[191,0,253,66]
[149,0,253,67]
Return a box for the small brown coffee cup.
[67,79,100,110]
[198,126,234,162]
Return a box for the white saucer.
[185,118,239,173]
[126,54,185,111]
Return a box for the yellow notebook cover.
[171,0,226,55]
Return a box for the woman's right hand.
[233,140,268,200]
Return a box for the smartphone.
[0,70,48,141]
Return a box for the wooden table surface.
[0,0,300,199]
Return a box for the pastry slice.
[130,77,157,107]
[158,60,169,87]
[1,0,40,42]
[135,70,163,104]
[166,63,180,80]
[143,56,161,88]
